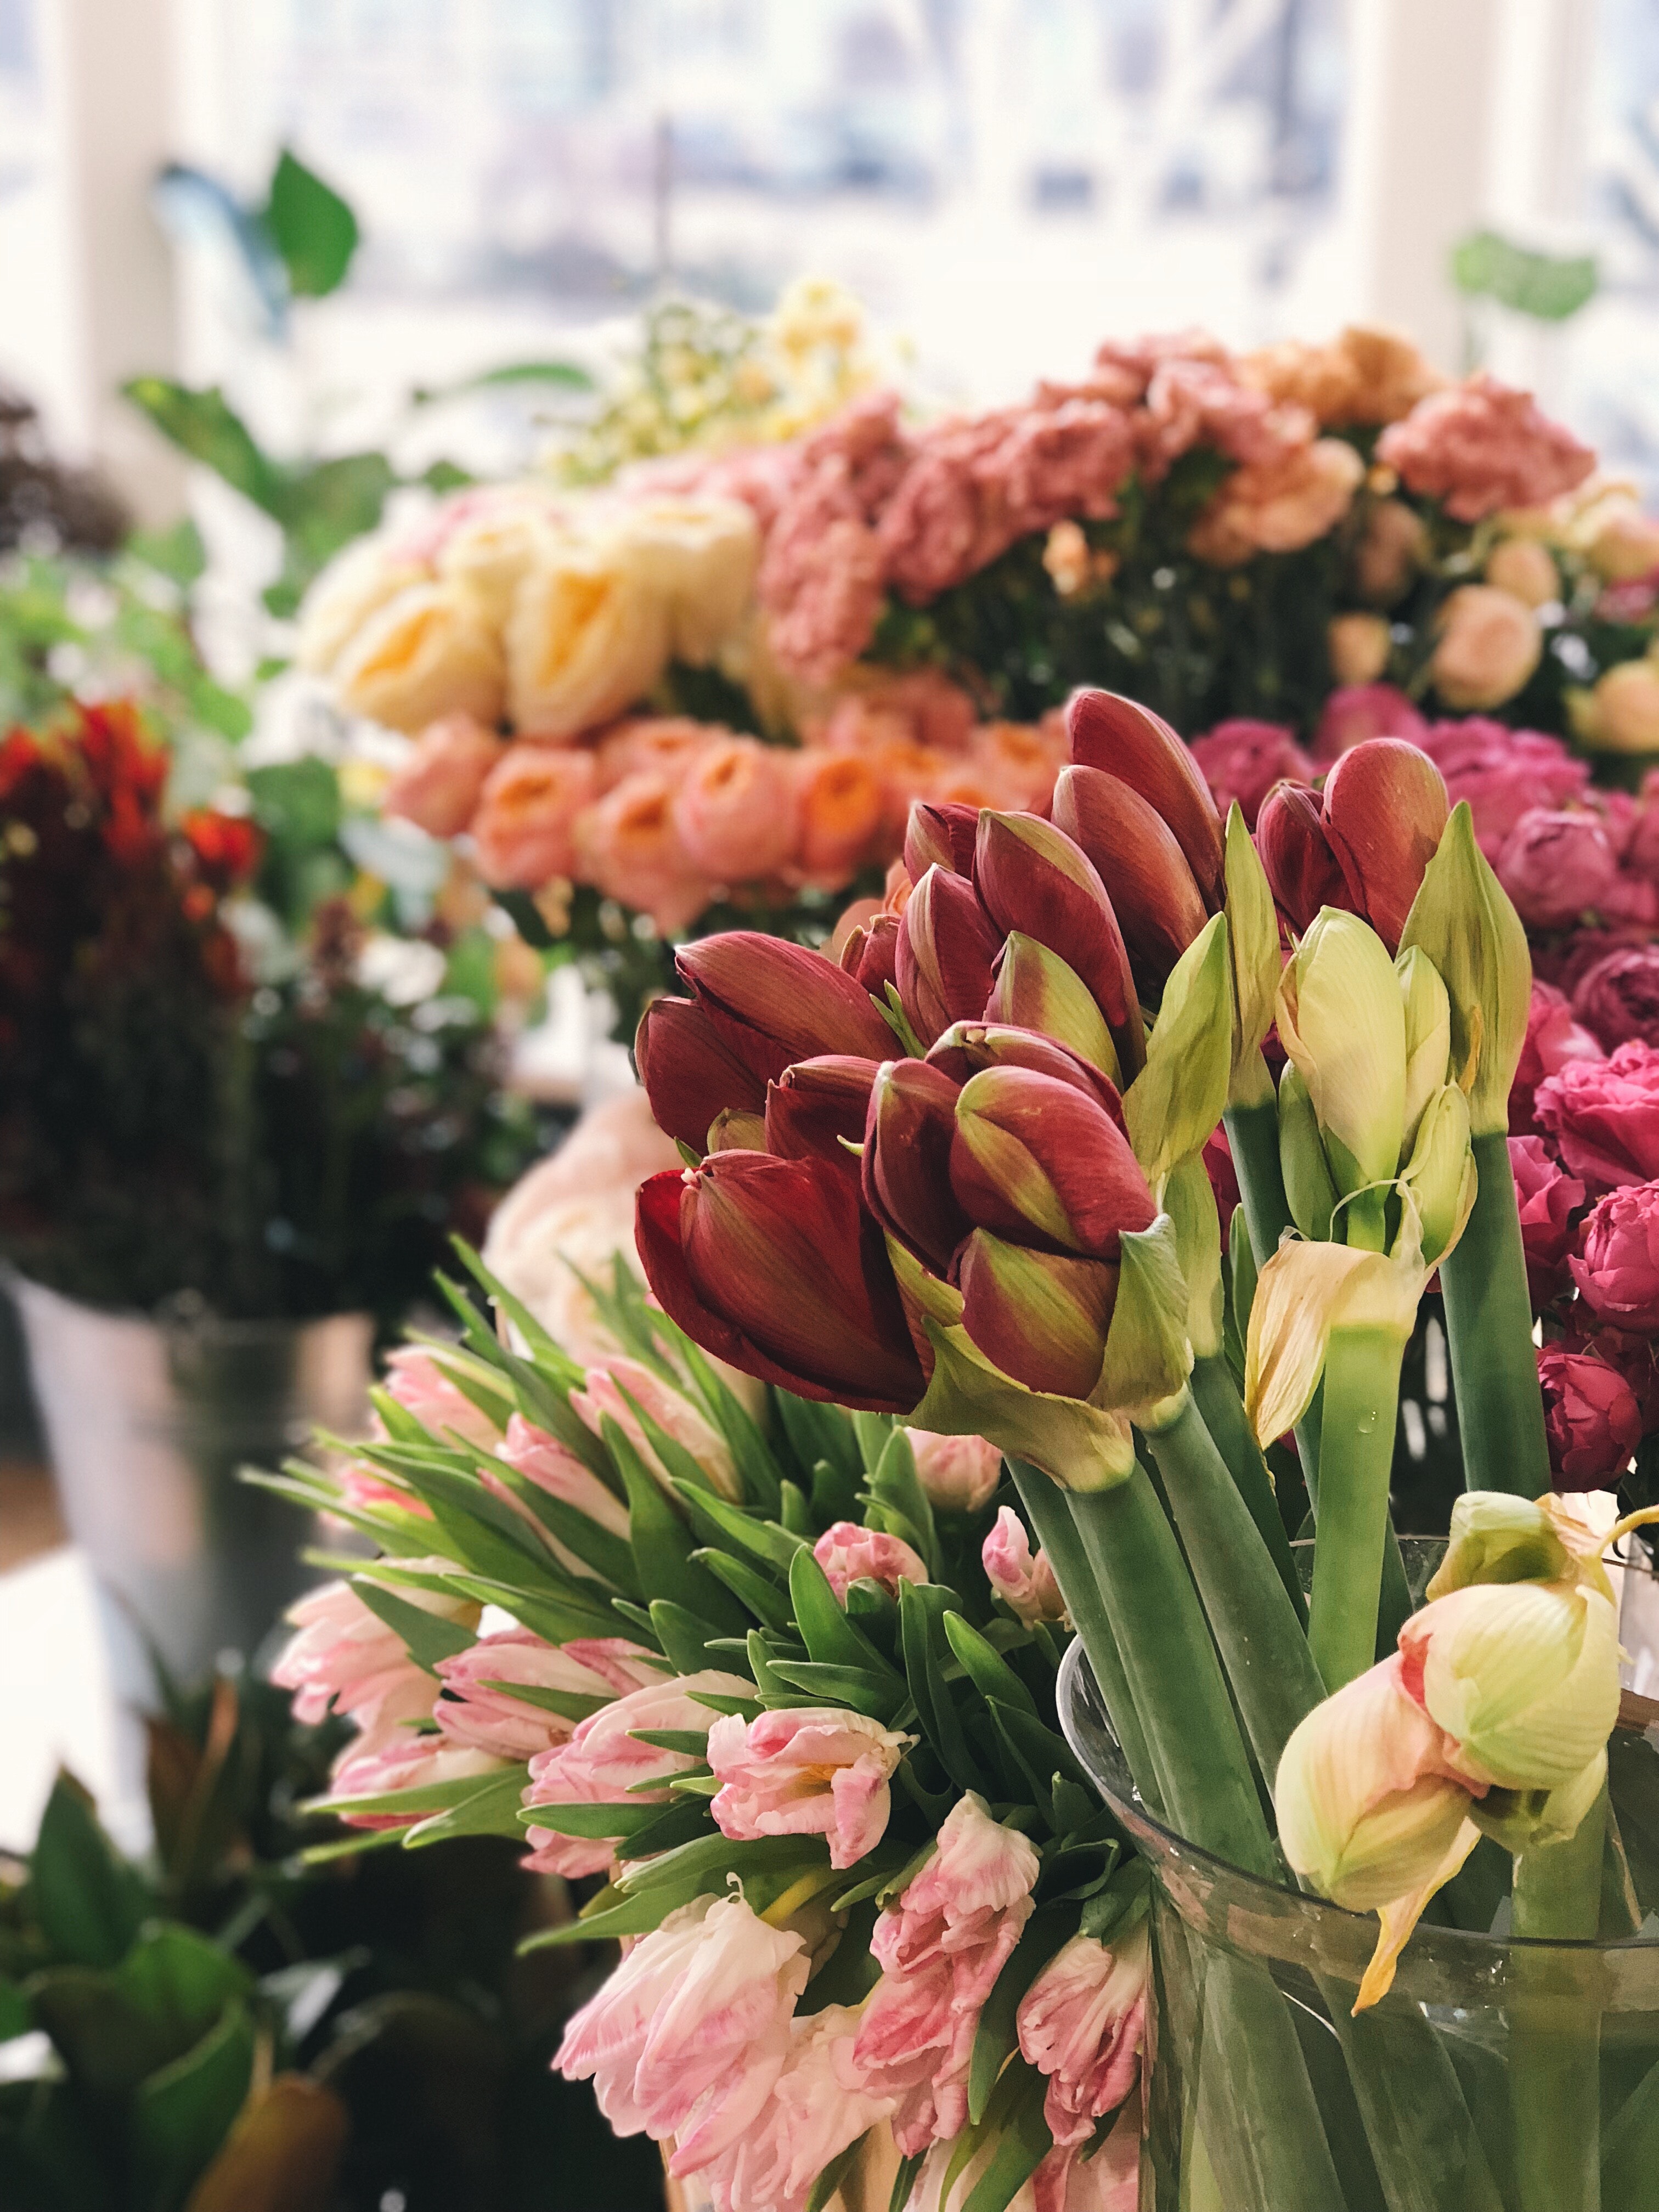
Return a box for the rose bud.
[1431,585,1542,713]
[863,1057,971,1273]
[926,1022,1128,1119]
[956,1232,1119,1399]
[1255,781,1352,934]
[839,910,901,1000]
[1065,687,1226,905]
[636,995,768,1154]
[950,1066,1156,1260]
[765,1055,881,1165]
[676,931,895,1082]
[985,933,1120,1079]
[1579,659,1659,756]
[910,1429,1003,1512]
[1312,683,1429,764]
[896,865,1005,1045]
[1276,907,1408,1211]
[1496,809,1618,933]
[636,1153,925,1412]
[1509,1136,1585,1306]
[1328,611,1392,687]
[1570,1178,1659,1332]
[1485,537,1560,608]
[1538,1345,1642,1489]
[1322,740,1449,952]
[973,810,1141,1055]
[1051,763,1209,992]
[1573,945,1659,1052]
[904,799,981,883]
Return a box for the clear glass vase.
[1057,1541,1659,2212]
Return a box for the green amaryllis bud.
[984,933,1121,1080]
[1278,1063,1338,1243]
[1164,1158,1223,1363]
[1096,1210,1197,1410]
[1398,802,1532,1140]
[1427,1492,1576,1599]
[950,1066,1156,1259]
[1395,1082,1475,1266]
[1395,945,1452,1158]
[1276,907,1406,1219]
[956,1229,1119,1400]
[1122,913,1233,1193]
[1223,803,1279,1109]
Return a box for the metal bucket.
[11,1274,372,1697]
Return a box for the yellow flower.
[334,582,504,734]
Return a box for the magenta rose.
[1535,1040,1659,1191]
[1311,683,1427,764]
[1509,980,1604,1136]
[1508,1136,1586,1308]
[1562,1324,1659,1434]
[1570,1180,1659,1331]
[1417,719,1589,861]
[1538,1344,1643,1491]
[1573,946,1659,1052]
[1495,808,1620,932]
[1189,720,1316,828]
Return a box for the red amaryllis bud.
[766,1056,881,1164]
[636,1155,925,1413]
[896,866,1004,1046]
[863,1058,970,1273]
[1321,739,1449,953]
[956,1232,1118,1398]
[677,932,894,1082]
[950,1066,1155,1259]
[973,811,1140,1055]
[1065,689,1226,906]
[1256,782,1353,934]
[636,995,768,1153]
[839,911,901,999]
[1051,764,1209,992]
[985,934,1120,1075]
[927,1021,1128,1121]
[905,799,980,883]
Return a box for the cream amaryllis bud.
[1395,1083,1475,1266]
[1276,907,1406,1216]
[1396,946,1453,1158]
[1223,804,1280,1108]
[1278,1063,1339,1243]
[1427,1491,1577,1599]
[1245,1237,1424,1447]
[1399,804,1532,1140]
[1165,1154,1224,1362]
[1122,913,1233,1193]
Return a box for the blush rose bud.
[909,1429,1003,1512]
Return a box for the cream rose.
[334,579,506,733]
[1484,537,1560,608]
[1577,658,1659,755]
[614,495,761,664]
[1430,584,1542,712]
[1328,611,1392,687]
[296,532,431,676]
[505,532,672,740]
[437,491,569,627]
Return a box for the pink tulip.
[328,1733,505,1829]
[470,743,598,889]
[983,1505,1066,1626]
[909,1429,1003,1512]
[522,1667,749,1876]
[853,1793,1040,2154]
[812,1520,929,1602]
[571,1355,740,1500]
[692,2003,896,2212]
[1017,1925,1149,2147]
[708,1706,912,1869]
[433,1628,659,1760]
[383,713,505,838]
[272,1565,471,1748]
[493,1412,631,1538]
[381,1347,503,1451]
[673,735,802,882]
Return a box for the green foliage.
[262,149,360,300]
[1452,230,1598,323]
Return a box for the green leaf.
[693,1548,794,1632]
[263,147,359,297]
[676,1484,806,1572]
[411,359,594,405]
[766,1661,902,1721]
[869,1428,939,1577]
[780,1479,814,1536]
[486,1462,640,1596]
[806,2133,868,2212]
[608,1418,747,1634]
[316,1764,512,1824]
[126,516,206,586]
[774,1391,861,1488]
[482,1679,608,1724]
[122,378,285,512]
[29,1774,148,1968]
[943,1611,1039,1720]
[351,1578,474,1674]
[514,1800,656,1840]
[129,1997,257,2211]
[612,1376,721,1497]
[246,755,340,850]
[439,1573,629,1647]
[650,1599,732,1677]
[968,1907,1074,2124]
[0,1977,29,2041]
[899,1584,989,1796]
[989,1701,1092,1804]
[1450,228,1598,321]
[617,1798,715,1861]
[889,2151,926,2212]
[403,1768,528,1847]
[677,1339,785,1513]
[788,1548,905,1683]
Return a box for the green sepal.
[1095,1214,1193,1418]
[766,1661,905,1722]
[349,1578,475,1675]
[1223,802,1280,1105]
[789,1548,906,1684]
[1124,912,1233,1188]
[693,1548,794,1632]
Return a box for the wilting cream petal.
[1355,1818,1481,2013]
[1244,1238,1423,1446]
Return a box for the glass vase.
[1058,1541,1659,2212]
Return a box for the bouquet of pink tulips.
[276,688,1659,2211]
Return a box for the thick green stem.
[1139,1389,1323,1779]
[1189,1354,1307,1626]
[1438,1128,1550,1496]
[1511,1784,1609,2212]
[1309,1325,1407,1692]
[1224,1094,1293,1269]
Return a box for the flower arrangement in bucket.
[277,687,1659,2211]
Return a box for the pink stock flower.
[383,713,505,838]
[760,460,889,679]
[1188,720,1316,828]
[1418,720,1590,861]
[271,1565,472,1746]
[469,743,599,889]
[994,398,1136,540]
[1573,946,1659,1052]
[853,1793,1040,2154]
[572,770,715,935]
[1535,1040,1659,1192]
[571,1356,740,1500]
[983,1506,1067,1627]
[1508,1136,1586,1308]
[433,1628,659,1760]
[909,1429,1003,1513]
[1311,684,1428,764]
[1375,373,1594,522]
[522,1667,749,1876]
[1538,1345,1643,1491]
[694,2003,896,2212]
[493,1412,631,1537]
[1510,981,1604,1136]
[673,736,802,883]
[1570,1180,1659,1333]
[381,1347,503,1451]
[1135,358,1302,481]
[707,1706,911,1868]
[812,1520,928,1602]
[1496,809,1620,932]
[328,1733,505,1829]
[1016,1923,1150,2147]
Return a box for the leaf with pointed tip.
[767,1661,905,1721]
[404,1769,527,1846]
[900,1583,989,1796]
[695,1549,794,1632]
[788,1548,905,1684]
[351,1579,475,1674]
[943,1612,1038,1720]
[607,1417,747,1634]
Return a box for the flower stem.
[1510,1782,1609,2212]
[1224,1094,1292,1269]
[1437,1128,1550,1496]
[1308,1323,1407,1692]
[1189,1353,1306,1625]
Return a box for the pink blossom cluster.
[385,676,1068,929]
[1375,371,1595,523]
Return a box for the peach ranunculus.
[983,1505,1067,1627]
[594,714,724,792]
[505,531,672,739]
[1587,498,1659,584]
[707,1705,912,1867]
[433,1627,659,1759]
[1430,585,1542,712]
[522,1667,748,1876]
[1376,373,1596,523]
[572,769,715,934]
[812,1520,928,1602]
[1188,436,1364,565]
[673,735,802,882]
[794,750,887,884]
[271,1564,475,1749]
[571,1353,741,1500]
[1327,612,1392,688]
[382,714,505,839]
[1016,1925,1149,2147]
[381,1345,504,1451]
[468,742,598,888]
[296,529,431,676]
[334,579,506,733]
[1240,325,1443,430]
[909,1429,1002,1512]
[1351,497,1429,606]
[852,1792,1040,2154]
[1484,537,1560,608]
[968,719,1068,814]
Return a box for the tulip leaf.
[674,1340,785,1513]
[482,1465,641,1595]
[900,1583,990,1795]
[610,1378,721,1498]
[789,1548,906,1683]
[349,1579,475,1675]
[766,1661,905,1722]
[968,1905,1076,2124]
[806,2132,870,2212]
[959,2055,1053,2212]
[616,1831,826,1911]
[448,1240,587,1385]
[943,1612,1039,1719]
[853,1411,896,1472]
[514,1801,659,1839]
[403,1770,530,1848]
[693,1548,794,1632]
[481,1679,608,1723]
[989,1700,1093,1804]
[129,1998,258,2212]
[649,1598,733,1676]
[675,1482,808,1571]
[774,1390,862,1488]
[890,2153,927,2212]
[606,1417,749,1635]
[811,1454,862,1528]
[869,1429,940,1577]
[439,1573,624,1646]
[616,1799,718,1861]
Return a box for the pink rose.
[1188,720,1315,828]
[1016,1923,1149,2148]
[571,1355,740,1500]
[693,2003,896,2212]
[492,1412,631,1538]
[1510,981,1604,1136]
[707,1705,911,1869]
[383,713,504,838]
[853,1793,1039,2154]
[328,1733,505,1829]
[673,736,802,883]
[1573,946,1659,1053]
[1496,809,1619,932]
[878,416,1009,601]
[812,1520,929,1602]
[271,1563,472,1748]
[469,743,598,888]
[1508,1136,1587,1308]
[1418,719,1589,861]
[1570,1180,1659,1332]
[1538,1345,1643,1491]
[909,1429,1003,1513]
[571,769,714,934]
[983,1505,1067,1627]
[433,1628,658,1760]
[1375,373,1595,522]
[1569,1324,1659,1433]
[1311,684,1428,764]
[522,1667,748,1876]
[381,1347,504,1451]
[1534,1040,1659,1192]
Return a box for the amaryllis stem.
[1510,1783,1609,2212]
[1437,1128,1550,1496]
[1189,1353,1306,1624]
[1308,1323,1407,1693]
[1223,1092,1293,1270]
